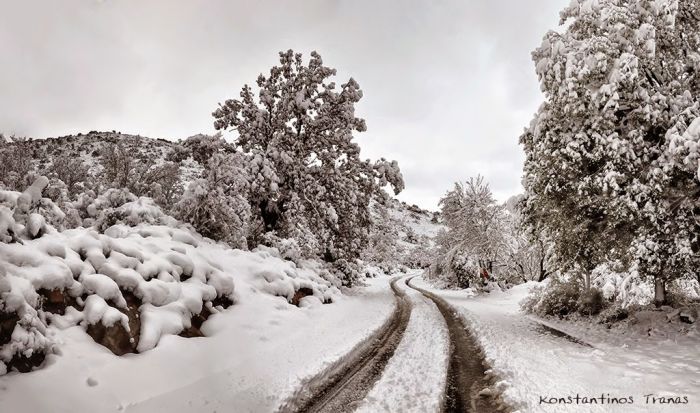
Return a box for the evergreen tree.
[521,0,700,303]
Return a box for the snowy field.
[412,277,700,413]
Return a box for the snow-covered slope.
[1,131,203,193]
[387,198,442,242]
[386,198,442,268]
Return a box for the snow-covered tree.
[432,176,506,287]
[501,195,554,283]
[45,155,91,198]
[182,133,234,165]
[212,50,404,265]
[521,0,700,304]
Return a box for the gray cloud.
[0,0,566,209]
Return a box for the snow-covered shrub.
[45,155,91,198]
[165,143,190,163]
[666,281,700,308]
[262,234,303,263]
[69,188,174,232]
[135,161,183,209]
[521,277,582,318]
[250,246,340,305]
[0,137,33,191]
[330,258,364,287]
[100,143,183,210]
[87,188,136,217]
[428,248,482,289]
[598,304,629,323]
[103,197,176,230]
[0,176,66,240]
[0,263,55,374]
[577,288,605,316]
[402,244,434,269]
[591,262,653,308]
[182,133,233,165]
[0,224,239,365]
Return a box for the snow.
[356,273,449,413]
[83,295,128,329]
[413,277,700,413]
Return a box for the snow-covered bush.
[100,143,183,210]
[182,133,233,165]
[261,234,304,263]
[250,245,341,304]
[427,248,482,289]
[68,188,175,232]
[173,153,250,249]
[577,288,605,316]
[0,176,66,240]
[0,262,55,374]
[521,277,582,318]
[0,222,241,371]
[590,262,653,308]
[0,178,66,373]
[45,154,91,198]
[330,258,364,287]
[402,241,435,269]
[0,136,33,191]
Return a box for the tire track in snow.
[284,275,412,413]
[354,274,449,413]
[408,278,503,413]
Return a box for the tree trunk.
[654,277,666,307]
[537,256,548,282]
[259,199,281,232]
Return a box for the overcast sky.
[0,0,566,210]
